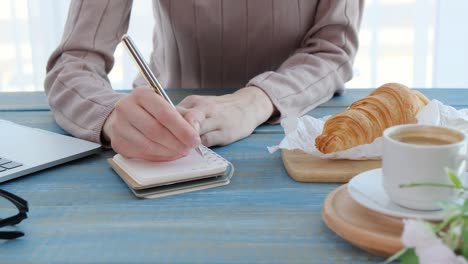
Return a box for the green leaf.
[384,248,407,263]
[447,168,463,188]
[463,200,468,212]
[462,228,468,258]
[384,248,418,264]
[400,248,419,264]
[435,213,460,233]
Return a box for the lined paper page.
[113,147,228,186]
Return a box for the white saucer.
[348,168,447,221]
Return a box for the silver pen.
[121,34,204,158]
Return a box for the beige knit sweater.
[45,0,363,144]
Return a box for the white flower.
[401,219,468,264]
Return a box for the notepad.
[108,146,234,198]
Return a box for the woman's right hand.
[102,87,201,161]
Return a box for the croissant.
[315,83,429,154]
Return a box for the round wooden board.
[281,149,381,182]
[322,184,404,257]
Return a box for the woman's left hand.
[177,86,276,147]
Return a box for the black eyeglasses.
[0,189,28,239]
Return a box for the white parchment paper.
[269,100,468,160]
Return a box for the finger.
[112,120,182,160]
[176,106,188,115]
[178,95,201,108]
[201,130,230,147]
[135,90,200,148]
[182,109,206,134]
[176,106,201,130]
[199,117,220,135]
[125,105,189,155]
[178,95,221,119]
[178,94,219,109]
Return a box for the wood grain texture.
[3,89,467,117]
[2,88,468,111]
[0,133,384,263]
[322,184,404,257]
[282,149,381,182]
[0,88,465,263]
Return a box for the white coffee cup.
[382,124,468,210]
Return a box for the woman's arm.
[44,0,132,143]
[45,0,200,160]
[247,0,364,121]
[178,0,364,147]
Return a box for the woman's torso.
[134,0,319,89]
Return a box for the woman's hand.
[102,87,201,161]
[177,86,276,147]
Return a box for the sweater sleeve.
[44,0,133,143]
[247,0,364,122]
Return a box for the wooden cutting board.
[322,184,404,257]
[281,149,381,182]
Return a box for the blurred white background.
[0,0,467,92]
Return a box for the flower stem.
[400,182,468,191]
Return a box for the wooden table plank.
[0,111,67,134]
[321,88,468,107]
[1,88,468,111]
[0,92,50,111]
[1,88,467,263]
[0,133,383,263]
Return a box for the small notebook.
[108,146,234,198]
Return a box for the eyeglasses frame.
[0,189,29,239]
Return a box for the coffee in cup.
[382,124,468,210]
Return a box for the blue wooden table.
[0,88,465,263]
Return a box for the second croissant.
[315,83,429,154]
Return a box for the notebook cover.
[111,148,228,186]
[108,158,145,189]
[107,158,234,199]
[128,163,234,198]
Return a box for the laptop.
[0,119,101,183]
